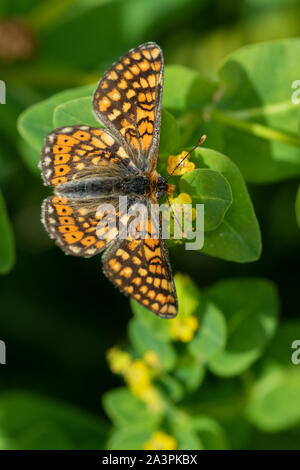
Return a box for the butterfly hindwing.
[102,199,177,318]
[93,42,163,173]
[42,195,123,257]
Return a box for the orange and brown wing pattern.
[102,211,177,318]
[42,195,123,257]
[40,125,137,187]
[93,42,163,172]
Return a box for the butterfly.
[40,42,178,318]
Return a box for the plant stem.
[210,108,300,148]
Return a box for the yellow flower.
[107,350,163,412]
[167,195,196,239]
[169,193,192,215]
[106,346,131,374]
[177,192,192,204]
[167,151,195,176]
[170,315,199,342]
[143,351,161,370]
[144,431,177,450]
[139,385,164,412]
[124,359,163,411]
[124,359,152,395]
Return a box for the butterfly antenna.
[166,134,207,181]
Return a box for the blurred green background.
[0,0,300,450]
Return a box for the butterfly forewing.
[40,125,137,187]
[93,42,163,173]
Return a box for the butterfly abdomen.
[56,175,156,198]
[57,177,119,198]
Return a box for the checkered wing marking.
[40,125,137,187]
[42,195,126,257]
[102,201,177,318]
[93,42,163,172]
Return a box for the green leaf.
[107,426,153,450]
[0,392,107,450]
[192,148,261,262]
[17,84,96,155]
[159,375,184,402]
[188,301,227,362]
[0,190,15,274]
[128,318,177,371]
[246,363,300,432]
[173,427,204,450]
[263,320,300,366]
[163,65,218,112]
[174,273,201,318]
[130,299,173,342]
[206,278,279,376]
[295,185,300,230]
[159,109,181,156]
[213,39,300,183]
[53,96,100,128]
[173,356,205,392]
[192,416,228,450]
[180,168,232,231]
[170,411,204,450]
[102,387,161,429]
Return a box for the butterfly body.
[56,171,170,200]
[41,42,178,318]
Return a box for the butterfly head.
[155,175,174,198]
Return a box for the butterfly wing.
[40,125,138,187]
[102,198,177,318]
[42,195,134,258]
[93,42,163,173]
